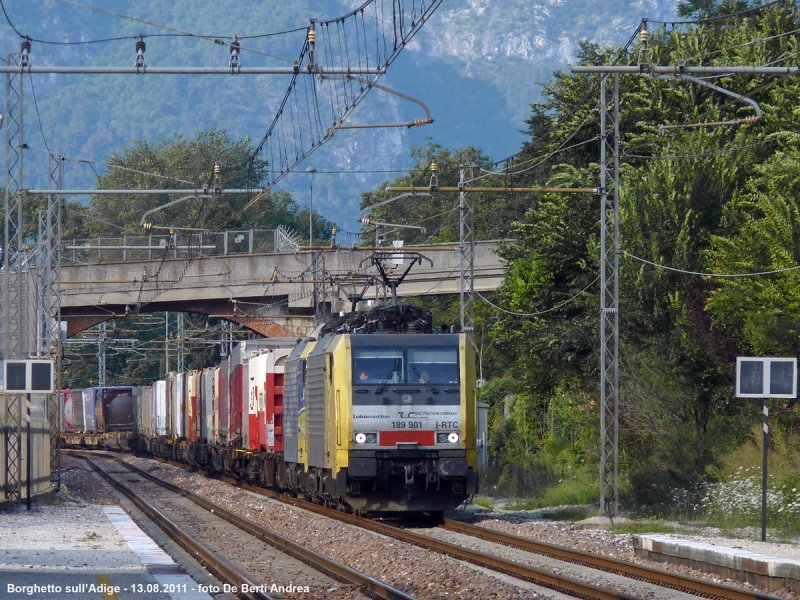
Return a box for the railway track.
[439,519,782,600]
[70,451,416,600]
[90,452,789,600]
[109,454,644,599]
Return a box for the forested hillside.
[362,0,800,519]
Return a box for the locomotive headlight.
[437,432,460,444]
[355,432,367,444]
[366,433,377,444]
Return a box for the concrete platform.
[0,502,214,600]
[634,534,800,593]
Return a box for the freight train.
[61,305,479,515]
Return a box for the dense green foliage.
[362,0,800,511]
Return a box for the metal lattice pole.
[459,167,475,336]
[2,52,25,501]
[165,312,169,374]
[598,74,620,517]
[176,312,185,373]
[35,153,63,490]
[98,321,107,387]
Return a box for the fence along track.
[441,520,786,600]
[75,452,416,600]
[79,455,275,600]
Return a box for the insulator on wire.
[308,20,316,69]
[213,161,222,193]
[429,159,438,192]
[637,19,649,68]
[135,35,146,72]
[229,35,241,73]
[20,37,31,68]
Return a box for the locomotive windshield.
[407,348,459,384]
[353,348,404,384]
[352,347,459,385]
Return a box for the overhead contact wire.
[624,252,800,277]
[477,276,600,317]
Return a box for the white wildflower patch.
[698,474,800,534]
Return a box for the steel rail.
[77,455,275,600]
[139,454,788,600]
[144,457,640,600]
[88,453,417,600]
[233,487,639,600]
[441,519,786,600]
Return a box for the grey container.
[283,340,310,465]
[72,389,85,432]
[306,335,334,469]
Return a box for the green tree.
[87,127,330,238]
[479,1,800,503]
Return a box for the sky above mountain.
[0,0,678,229]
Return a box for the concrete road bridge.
[59,237,508,338]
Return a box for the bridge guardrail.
[64,229,280,264]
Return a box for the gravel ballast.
[91,456,372,600]
[460,514,800,599]
[119,454,544,600]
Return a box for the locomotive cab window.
[408,348,459,384]
[352,348,404,384]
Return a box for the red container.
[265,348,293,452]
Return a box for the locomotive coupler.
[404,465,416,485]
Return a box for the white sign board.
[736,357,796,398]
[392,239,404,265]
[2,359,55,394]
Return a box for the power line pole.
[458,167,475,337]
[2,51,26,502]
[598,74,620,517]
[98,322,107,387]
[165,312,170,376]
[38,152,63,491]
[571,59,777,517]
[176,312,185,373]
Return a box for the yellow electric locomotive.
[283,304,478,515]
